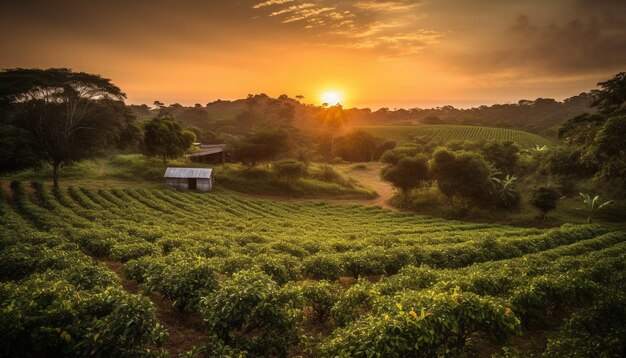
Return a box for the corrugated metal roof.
[164,167,213,179]
[186,147,224,157]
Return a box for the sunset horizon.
[2,0,624,109]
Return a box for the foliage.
[363,125,552,148]
[591,71,626,116]
[381,154,429,196]
[321,289,521,357]
[594,115,626,180]
[430,148,495,205]
[232,126,291,167]
[302,253,343,281]
[0,124,37,173]
[334,129,393,162]
[301,281,340,323]
[199,270,300,356]
[2,183,626,356]
[530,186,562,219]
[491,174,521,208]
[272,158,307,179]
[543,292,626,357]
[579,192,614,224]
[0,68,141,187]
[142,116,195,165]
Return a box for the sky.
[1,0,625,109]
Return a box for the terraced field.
[1,182,624,356]
[362,125,554,147]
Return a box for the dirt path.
[233,162,397,210]
[98,259,211,356]
[338,163,395,209]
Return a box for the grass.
[361,124,554,148]
[1,155,376,199]
[216,163,377,198]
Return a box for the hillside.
[362,124,554,148]
[2,183,624,356]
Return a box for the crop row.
[1,182,624,356]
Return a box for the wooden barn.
[186,144,226,164]
[164,167,213,191]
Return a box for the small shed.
[164,167,213,191]
[186,144,227,165]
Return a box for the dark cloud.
[459,7,626,76]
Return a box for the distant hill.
[127,92,595,139]
[362,125,554,148]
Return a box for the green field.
[2,183,624,356]
[362,125,554,147]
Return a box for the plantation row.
[1,182,624,356]
[363,125,553,148]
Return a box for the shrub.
[430,148,496,206]
[321,290,521,357]
[272,159,307,179]
[543,292,626,357]
[200,270,300,356]
[253,253,301,285]
[381,154,429,197]
[302,253,343,280]
[110,242,159,262]
[530,185,561,220]
[142,253,220,311]
[0,278,166,357]
[301,281,340,323]
[331,279,381,327]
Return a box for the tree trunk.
[162,155,167,167]
[52,161,61,188]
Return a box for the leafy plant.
[579,192,614,223]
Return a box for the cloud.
[253,0,296,9]
[460,11,626,76]
[252,0,440,56]
[354,0,422,12]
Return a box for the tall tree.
[0,68,141,187]
[142,117,195,165]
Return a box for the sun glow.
[321,91,343,106]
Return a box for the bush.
[331,280,381,327]
[381,154,429,196]
[430,148,496,206]
[302,253,343,280]
[301,281,340,323]
[272,159,307,179]
[322,290,521,357]
[530,185,561,219]
[200,269,300,356]
[0,278,166,357]
[544,292,626,357]
[253,253,301,285]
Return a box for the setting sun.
[321,91,343,106]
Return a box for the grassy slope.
[0,155,374,199]
[361,124,554,148]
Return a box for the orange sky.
[1,0,625,109]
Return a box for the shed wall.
[165,177,212,191]
[165,178,189,190]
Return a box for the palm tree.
[579,192,614,223]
